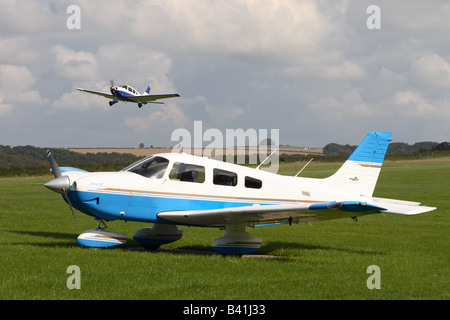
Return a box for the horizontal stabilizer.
[371,197,436,215]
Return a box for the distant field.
[69,146,323,157]
[0,158,448,300]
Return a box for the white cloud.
[0,94,14,116]
[282,59,366,79]
[0,64,48,114]
[0,0,57,36]
[51,45,98,81]
[410,54,450,89]
[124,102,190,134]
[0,37,38,65]
[392,90,438,119]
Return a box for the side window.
[128,156,169,179]
[245,176,262,189]
[213,168,237,186]
[169,162,205,183]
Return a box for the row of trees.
[323,141,450,156]
[0,145,142,177]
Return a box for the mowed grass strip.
[0,158,448,300]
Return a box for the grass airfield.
[0,158,448,300]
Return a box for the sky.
[1,0,450,148]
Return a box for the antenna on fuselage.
[294,158,314,177]
[256,149,278,170]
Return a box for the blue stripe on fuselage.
[115,90,135,101]
[69,190,279,224]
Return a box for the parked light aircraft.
[44,132,436,255]
[77,80,180,108]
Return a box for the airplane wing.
[77,88,114,99]
[157,199,436,227]
[128,93,180,103]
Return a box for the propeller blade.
[62,188,77,221]
[44,150,77,221]
[110,79,114,87]
[46,149,61,178]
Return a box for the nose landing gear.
[76,219,128,248]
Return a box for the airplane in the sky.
[77,80,180,108]
[44,132,436,255]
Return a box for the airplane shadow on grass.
[261,241,385,256]
[9,230,385,257]
[8,230,79,248]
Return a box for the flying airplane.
[77,80,180,108]
[44,132,436,255]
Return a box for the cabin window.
[169,162,205,183]
[127,156,169,179]
[213,168,237,186]
[245,176,262,189]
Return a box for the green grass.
[0,159,448,300]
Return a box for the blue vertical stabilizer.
[348,132,392,163]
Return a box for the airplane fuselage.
[63,153,364,226]
[110,85,140,102]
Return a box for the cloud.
[51,45,98,81]
[410,54,450,89]
[0,0,57,36]
[0,37,38,65]
[0,64,48,114]
[392,90,449,119]
[124,102,190,134]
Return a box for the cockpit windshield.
[121,156,169,179]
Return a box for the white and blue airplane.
[77,80,180,108]
[44,132,436,255]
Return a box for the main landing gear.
[211,224,262,255]
[109,99,118,106]
[133,224,183,251]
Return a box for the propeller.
[110,79,116,95]
[44,150,77,221]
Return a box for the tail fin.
[325,132,392,197]
[145,86,151,94]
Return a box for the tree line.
[0,145,142,177]
[0,141,448,177]
[322,141,450,156]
